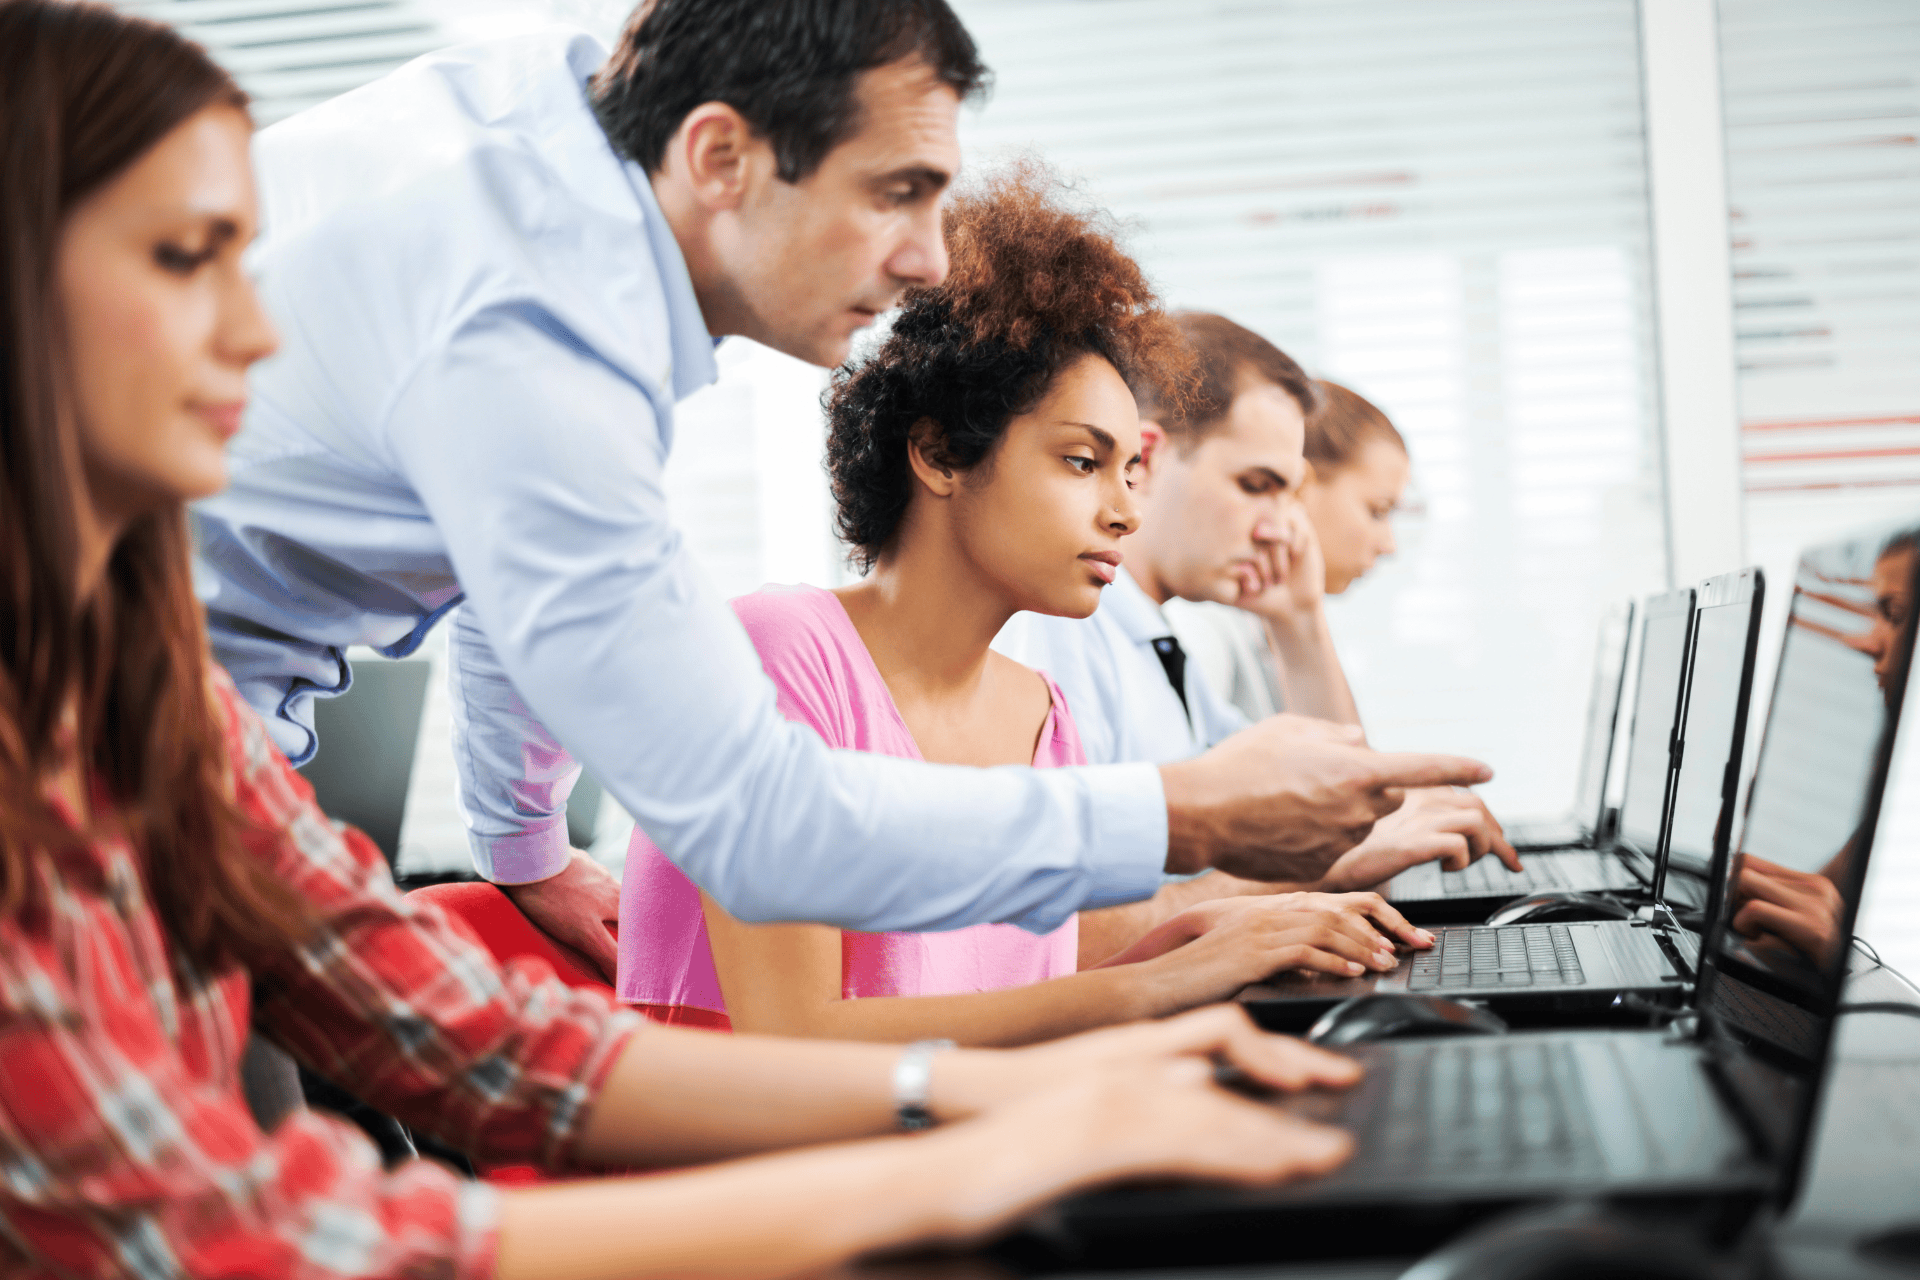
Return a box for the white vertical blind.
[951,0,1670,816]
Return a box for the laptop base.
[1010,1031,1767,1269]
[998,1188,1771,1274]
[1387,847,1648,925]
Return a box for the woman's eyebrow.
[1058,421,1116,452]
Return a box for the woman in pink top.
[620,166,1430,1044]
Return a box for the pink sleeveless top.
[617,584,1082,1016]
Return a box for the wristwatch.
[892,1039,956,1131]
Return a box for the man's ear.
[668,102,765,213]
[1138,420,1168,471]
[906,418,960,497]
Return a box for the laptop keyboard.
[1351,1038,1605,1178]
[1439,851,1635,896]
[1443,855,1573,895]
[1406,925,1586,991]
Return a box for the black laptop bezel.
[1650,567,1765,907]
[1607,585,1697,887]
[1575,598,1638,840]
[1691,527,1920,1213]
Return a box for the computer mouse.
[1485,890,1638,927]
[1306,993,1508,1046]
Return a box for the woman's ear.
[905,418,960,497]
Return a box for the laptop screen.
[1617,588,1695,859]
[1660,571,1764,894]
[1571,601,1635,834]
[1695,520,1920,1204]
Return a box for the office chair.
[297,656,431,867]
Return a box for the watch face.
[892,1039,954,1131]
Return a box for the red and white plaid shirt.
[0,670,639,1278]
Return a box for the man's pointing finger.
[1369,753,1495,792]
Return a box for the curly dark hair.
[825,163,1194,571]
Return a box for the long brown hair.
[0,0,308,969]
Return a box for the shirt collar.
[618,152,719,403]
[1103,566,1175,644]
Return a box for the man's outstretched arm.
[404,315,1490,935]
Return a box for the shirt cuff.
[1074,762,1170,910]
[470,817,573,884]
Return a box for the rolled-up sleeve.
[391,308,1166,934]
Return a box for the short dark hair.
[826,164,1195,572]
[592,0,989,183]
[1135,312,1319,452]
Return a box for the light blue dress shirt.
[996,568,1252,766]
[192,31,1165,933]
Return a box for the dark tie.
[1151,635,1189,719]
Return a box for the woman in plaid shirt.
[0,3,1363,1277]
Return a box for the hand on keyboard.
[1090,892,1437,1013]
[1318,787,1523,891]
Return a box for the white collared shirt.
[190,31,1164,932]
[1163,598,1285,723]
[997,568,1252,766]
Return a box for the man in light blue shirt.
[194,0,1493,973]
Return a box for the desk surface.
[1772,965,1920,1279]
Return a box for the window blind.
[1723,0,1920,504]
[951,0,1670,816]
[116,0,448,124]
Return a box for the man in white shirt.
[1000,313,1517,900]
[194,0,1494,973]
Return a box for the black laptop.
[1387,594,1678,924]
[1251,573,1762,1015]
[1039,530,1914,1257]
[1694,520,1919,1090]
